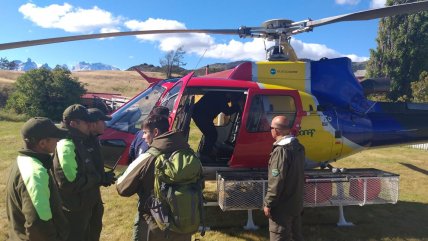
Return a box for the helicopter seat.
[214,141,234,157]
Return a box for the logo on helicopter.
[269,68,299,76]
[299,129,316,137]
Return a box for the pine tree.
[366,0,428,100]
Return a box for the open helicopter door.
[229,88,304,168]
[164,72,194,134]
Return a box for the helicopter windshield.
[106,78,179,134]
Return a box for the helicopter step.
[208,168,399,227]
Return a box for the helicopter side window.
[108,84,165,133]
[246,95,296,132]
[160,82,182,113]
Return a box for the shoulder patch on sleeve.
[272,168,280,177]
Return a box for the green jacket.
[264,136,305,219]
[52,127,102,211]
[6,150,69,241]
[116,131,190,214]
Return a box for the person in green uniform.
[6,117,69,241]
[52,104,104,241]
[264,115,305,241]
[86,108,116,241]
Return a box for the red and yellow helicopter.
[1,1,427,176]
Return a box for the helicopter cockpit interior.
[169,88,247,166]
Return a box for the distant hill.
[127,63,163,72]
[127,63,189,76]
[352,61,368,72]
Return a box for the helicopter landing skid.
[337,205,354,227]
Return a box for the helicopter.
[1,1,428,177]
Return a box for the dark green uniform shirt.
[52,128,102,211]
[6,150,69,241]
[264,136,305,222]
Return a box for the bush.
[411,71,428,103]
[6,67,86,121]
[0,84,14,108]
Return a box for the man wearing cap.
[52,104,103,241]
[6,117,69,241]
[86,108,117,241]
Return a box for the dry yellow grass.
[72,70,164,97]
[0,70,23,84]
[0,70,165,97]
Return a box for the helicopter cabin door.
[229,88,304,168]
[165,72,194,136]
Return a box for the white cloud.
[344,54,369,62]
[124,18,268,61]
[18,3,368,63]
[370,0,386,9]
[100,27,121,33]
[19,3,121,33]
[335,0,360,5]
[125,18,368,62]
[203,39,271,61]
[291,38,368,62]
[124,18,187,42]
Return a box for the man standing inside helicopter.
[264,116,305,241]
[192,92,241,159]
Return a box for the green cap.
[21,117,68,140]
[88,108,112,122]
[63,104,91,121]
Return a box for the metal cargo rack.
[303,168,399,207]
[217,168,399,211]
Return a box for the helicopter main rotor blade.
[307,0,428,28]
[0,29,238,51]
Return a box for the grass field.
[0,70,158,97]
[1,121,428,241]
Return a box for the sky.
[0,0,388,70]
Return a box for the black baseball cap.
[21,117,68,140]
[63,104,91,121]
[88,108,112,122]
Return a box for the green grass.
[0,109,28,122]
[1,120,428,240]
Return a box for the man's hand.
[102,171,117,187]
[264,206,271,218]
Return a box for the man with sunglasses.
[264,116,305,241]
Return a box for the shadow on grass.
[399,162,428,176]
[201,201,428,241]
